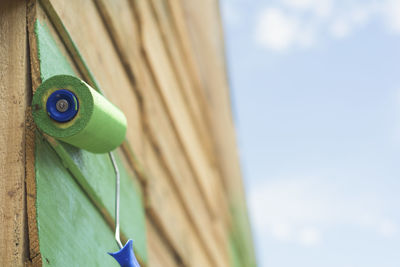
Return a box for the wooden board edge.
[26,1,42,265]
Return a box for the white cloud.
[253,0,400,51]
[254,8,317,51]
[248,175,397,247]
[382,0,400,33]
[254,8,300,51]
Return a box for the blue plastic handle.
[108,240,140,267]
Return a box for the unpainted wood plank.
[93,0,143,96]
[179,0,228,92]
[166,0,232,222]
[0,0,28,265]
[139,57,229,266]
[166,0,210,111]
[43,0,144,161]
[143,137,213,267]
[134,0,221,221]
[25,110,41,266]
[148,0,217,168]
[146,218,180,267]
[179,0,242,196]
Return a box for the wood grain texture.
[166,0,233,229]
[146,219,180,267]
[143,137,213,267]
[140,0,221,214]
[148,0,217,168]
[0,0,28,265]
[139,59,229,266]
[25,110,41,266]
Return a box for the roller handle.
[108,240,140,267]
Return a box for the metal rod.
[109,151,123,249]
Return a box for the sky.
[219,0,400,266]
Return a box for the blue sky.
[220,0,400,266]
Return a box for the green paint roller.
[33,74,140,266]
[32,74,127,153]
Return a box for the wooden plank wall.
[178,2,256,266]
[0,0,256,266]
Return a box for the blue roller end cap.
[108,240,140,267]
[46,89,79,122]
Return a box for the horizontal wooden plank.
[146,219,179,267]
[93,0,143,95]
[143,137,213,267]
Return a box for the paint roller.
[32,74,140,267]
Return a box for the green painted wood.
[34,19,148,264]
[62,143,147,260]
[230,201,257,267]
[35,21,76,81]
[35,134,119,267]
[229,234,243,267]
